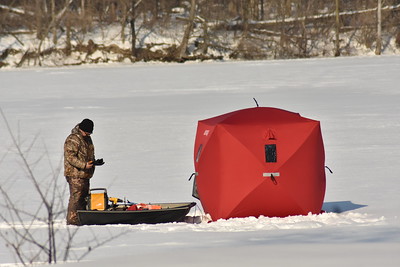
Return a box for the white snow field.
[0,56,399,266]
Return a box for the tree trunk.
[81,0,85,17]
[239,0,250,57]
[35,0,43,40]
[202,18,209,54]
[242,0,249,37]
[375,0,382,55]
[65,14,71,56]
[279,1,288,58]
[177,0,196,59]
[81,0,87,33]
[259,0,264,20]
[130,0,137,58]
[334,0,341,57]
[51,0,57,44]
[121,2,127,44]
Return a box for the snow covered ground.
[0,55,400,266]
[1,21,400,68]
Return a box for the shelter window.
[265,144,277,163]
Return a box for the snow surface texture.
[0,56,400,266]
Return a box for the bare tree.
[375,0,382,55]
[127,0,146,58]
[65,10,72,56]
[131,0,138,57]
[51,0,57,44]
[35,0,44,40]
[120,0,129,44]
[2,0,400,67]
[335,0,341,56]
[177,0,197,59]
[0,109,124,265]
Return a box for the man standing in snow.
[64,118,103,225]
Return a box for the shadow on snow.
[323,201,367,213]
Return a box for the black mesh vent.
[265,144,277,163]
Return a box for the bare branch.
[0,4,34,16]
[0,108,128,264]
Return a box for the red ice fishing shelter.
[192,107,326,220]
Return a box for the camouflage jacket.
[64,124,95,179]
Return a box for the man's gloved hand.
[93,158,105,166]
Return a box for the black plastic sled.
[77,202,196,225]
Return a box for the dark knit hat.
[79,119,94,133]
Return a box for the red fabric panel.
[194,107,326,220]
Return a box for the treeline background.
[0,0,399,67]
